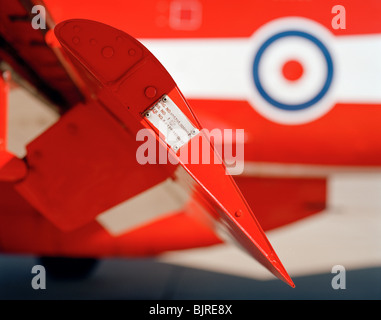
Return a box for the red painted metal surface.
[235,176,326,231]
[190,99,381,166]
[39,0,381,167]
[2,1,363,288]
[15,101,176,231]
[0,181,222,257]
[41,19,294,286]
[43,0,381,38]
[0,0,82,108]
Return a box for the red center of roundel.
[282,60,304,81]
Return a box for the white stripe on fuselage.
[141,34,381,103]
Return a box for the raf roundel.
[246,18,337,125]
[252,30,334,111]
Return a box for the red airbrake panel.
[15,101,176,231]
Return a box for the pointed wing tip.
[283,275,296,288]
[269,256,295,288]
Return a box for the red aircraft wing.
[37,19,293,287]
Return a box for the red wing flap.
[15,101,176,231]
[0,181,221,257]
[52,19,294,287]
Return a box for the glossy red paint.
[0,181,222,257]
[43,0,381,38]
[235,176,326,231]
[0,0,82,108]
[39,0,381,167]
[15,101,176,231]
[42,19,294,286]
[190,99,381,166]
[7,0,379,288]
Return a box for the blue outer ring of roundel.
[252,30,334,111]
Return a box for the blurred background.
[0,0,381,299]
